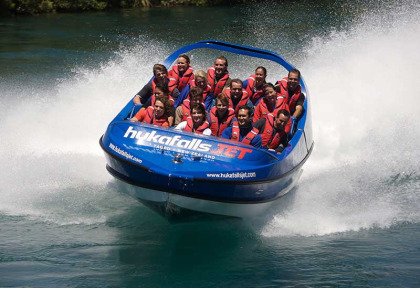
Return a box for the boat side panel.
[102,118,310,179]
[103,121,281,173]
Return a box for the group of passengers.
[130,54,305,153]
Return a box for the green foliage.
[54,0,107,12]
[39,0,53,12]
[11,0,42,14]
[160,0,258,6]
[120,0,151,8]
[3,0,258,15]
[0,0,14,16]
[139,0,151,7]
[160,0,207,6]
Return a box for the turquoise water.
[1,1,420,287]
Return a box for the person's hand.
[133,95,142,104]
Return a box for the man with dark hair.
[275,68,305,128]
[133,63,180,104]
[253,109,291,153]
[224,79,254,114]
[221,106,262,148]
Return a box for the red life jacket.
[150,94,174,107]
[245,74,265,105]
[268,131,285,150]
[151,75,173,105]
[185,117,210,134]
[260,114,286,148]
[190,79,211,101]
[209,107,235,137]
[231,121,260,145]
[150,77,169,93]
[224,88,250,114]
[207,66,229,96]
[181,99,206,123]
[253,94,289,123]
[180,99,192,122]
[151,78,158,95]
[142,106,169,126]
[168,65,194,93]
[276,77,304,113]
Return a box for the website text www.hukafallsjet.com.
[109,143,143,164]
[206,172,257,179]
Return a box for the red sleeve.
[253,103,262,123]
[133,108,147,121]
[168,68,178,93]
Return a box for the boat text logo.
[122,126,253,159]
[123,126,212,152]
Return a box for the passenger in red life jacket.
[139,83,176,126]
[205,56,231,109]
[275,68,305,128]
[174,87,203,125]
[253,109,291,153]
[245,66,267,105]
[253,83,289,124]
[207,93,236,137]
[225,79,254,115]
[175,104,211,135]
[168,54,194,94]
[130,96,170,127]
[221,106,262,148]
[174,70,211,107]
[133,64,180,105]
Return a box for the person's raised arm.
[133,83,153,104]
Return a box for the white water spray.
[262,3,420,237]
[0,40,172,224]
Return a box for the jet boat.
[100,40,313,219]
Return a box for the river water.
[1,1,420,287]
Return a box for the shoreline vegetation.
[1,0,259,16]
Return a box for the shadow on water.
[106,204,251,284]
[101,184,303,284]
[103,186,420,287]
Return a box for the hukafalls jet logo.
[123,126,212,152]
[123,126,253,159]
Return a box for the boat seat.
[242,79,248,89]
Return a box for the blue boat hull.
[107,168,304,220]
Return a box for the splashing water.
[0,39,171,224]
[262,3,420,237]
